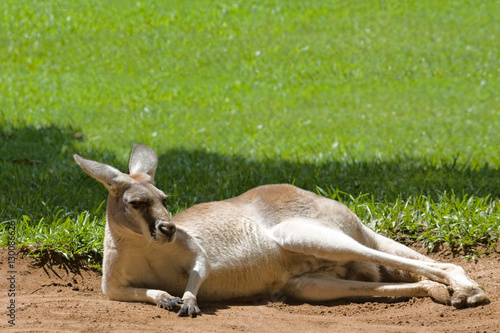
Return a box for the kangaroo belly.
[197,245,294,300]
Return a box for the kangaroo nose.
[158,223,176,236]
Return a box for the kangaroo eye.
[129,201,145,209]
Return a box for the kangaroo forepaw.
[177,298,201,318]
[158,297,183,311]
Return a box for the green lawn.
[1,0,499,261]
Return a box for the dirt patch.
[1,247,499,333]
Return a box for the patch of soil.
[1,246,499,332]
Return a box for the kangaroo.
[74,144,489,317]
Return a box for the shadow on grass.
[0,124,115,221]
[156,149,500,211]
[1,124,499,222]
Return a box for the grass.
[0,0,499,261]
[14,210,105,264]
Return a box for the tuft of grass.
[336,190,500,259]
[1,207,105,263]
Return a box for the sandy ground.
[1,247,499,333]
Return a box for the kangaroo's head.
[74,144,176,243]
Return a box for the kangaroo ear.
[74,154,129,195]
[128,144,158,180]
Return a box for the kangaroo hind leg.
[271,218,489,308]
[284,272,452,305]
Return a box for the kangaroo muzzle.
[155,221,176,241]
